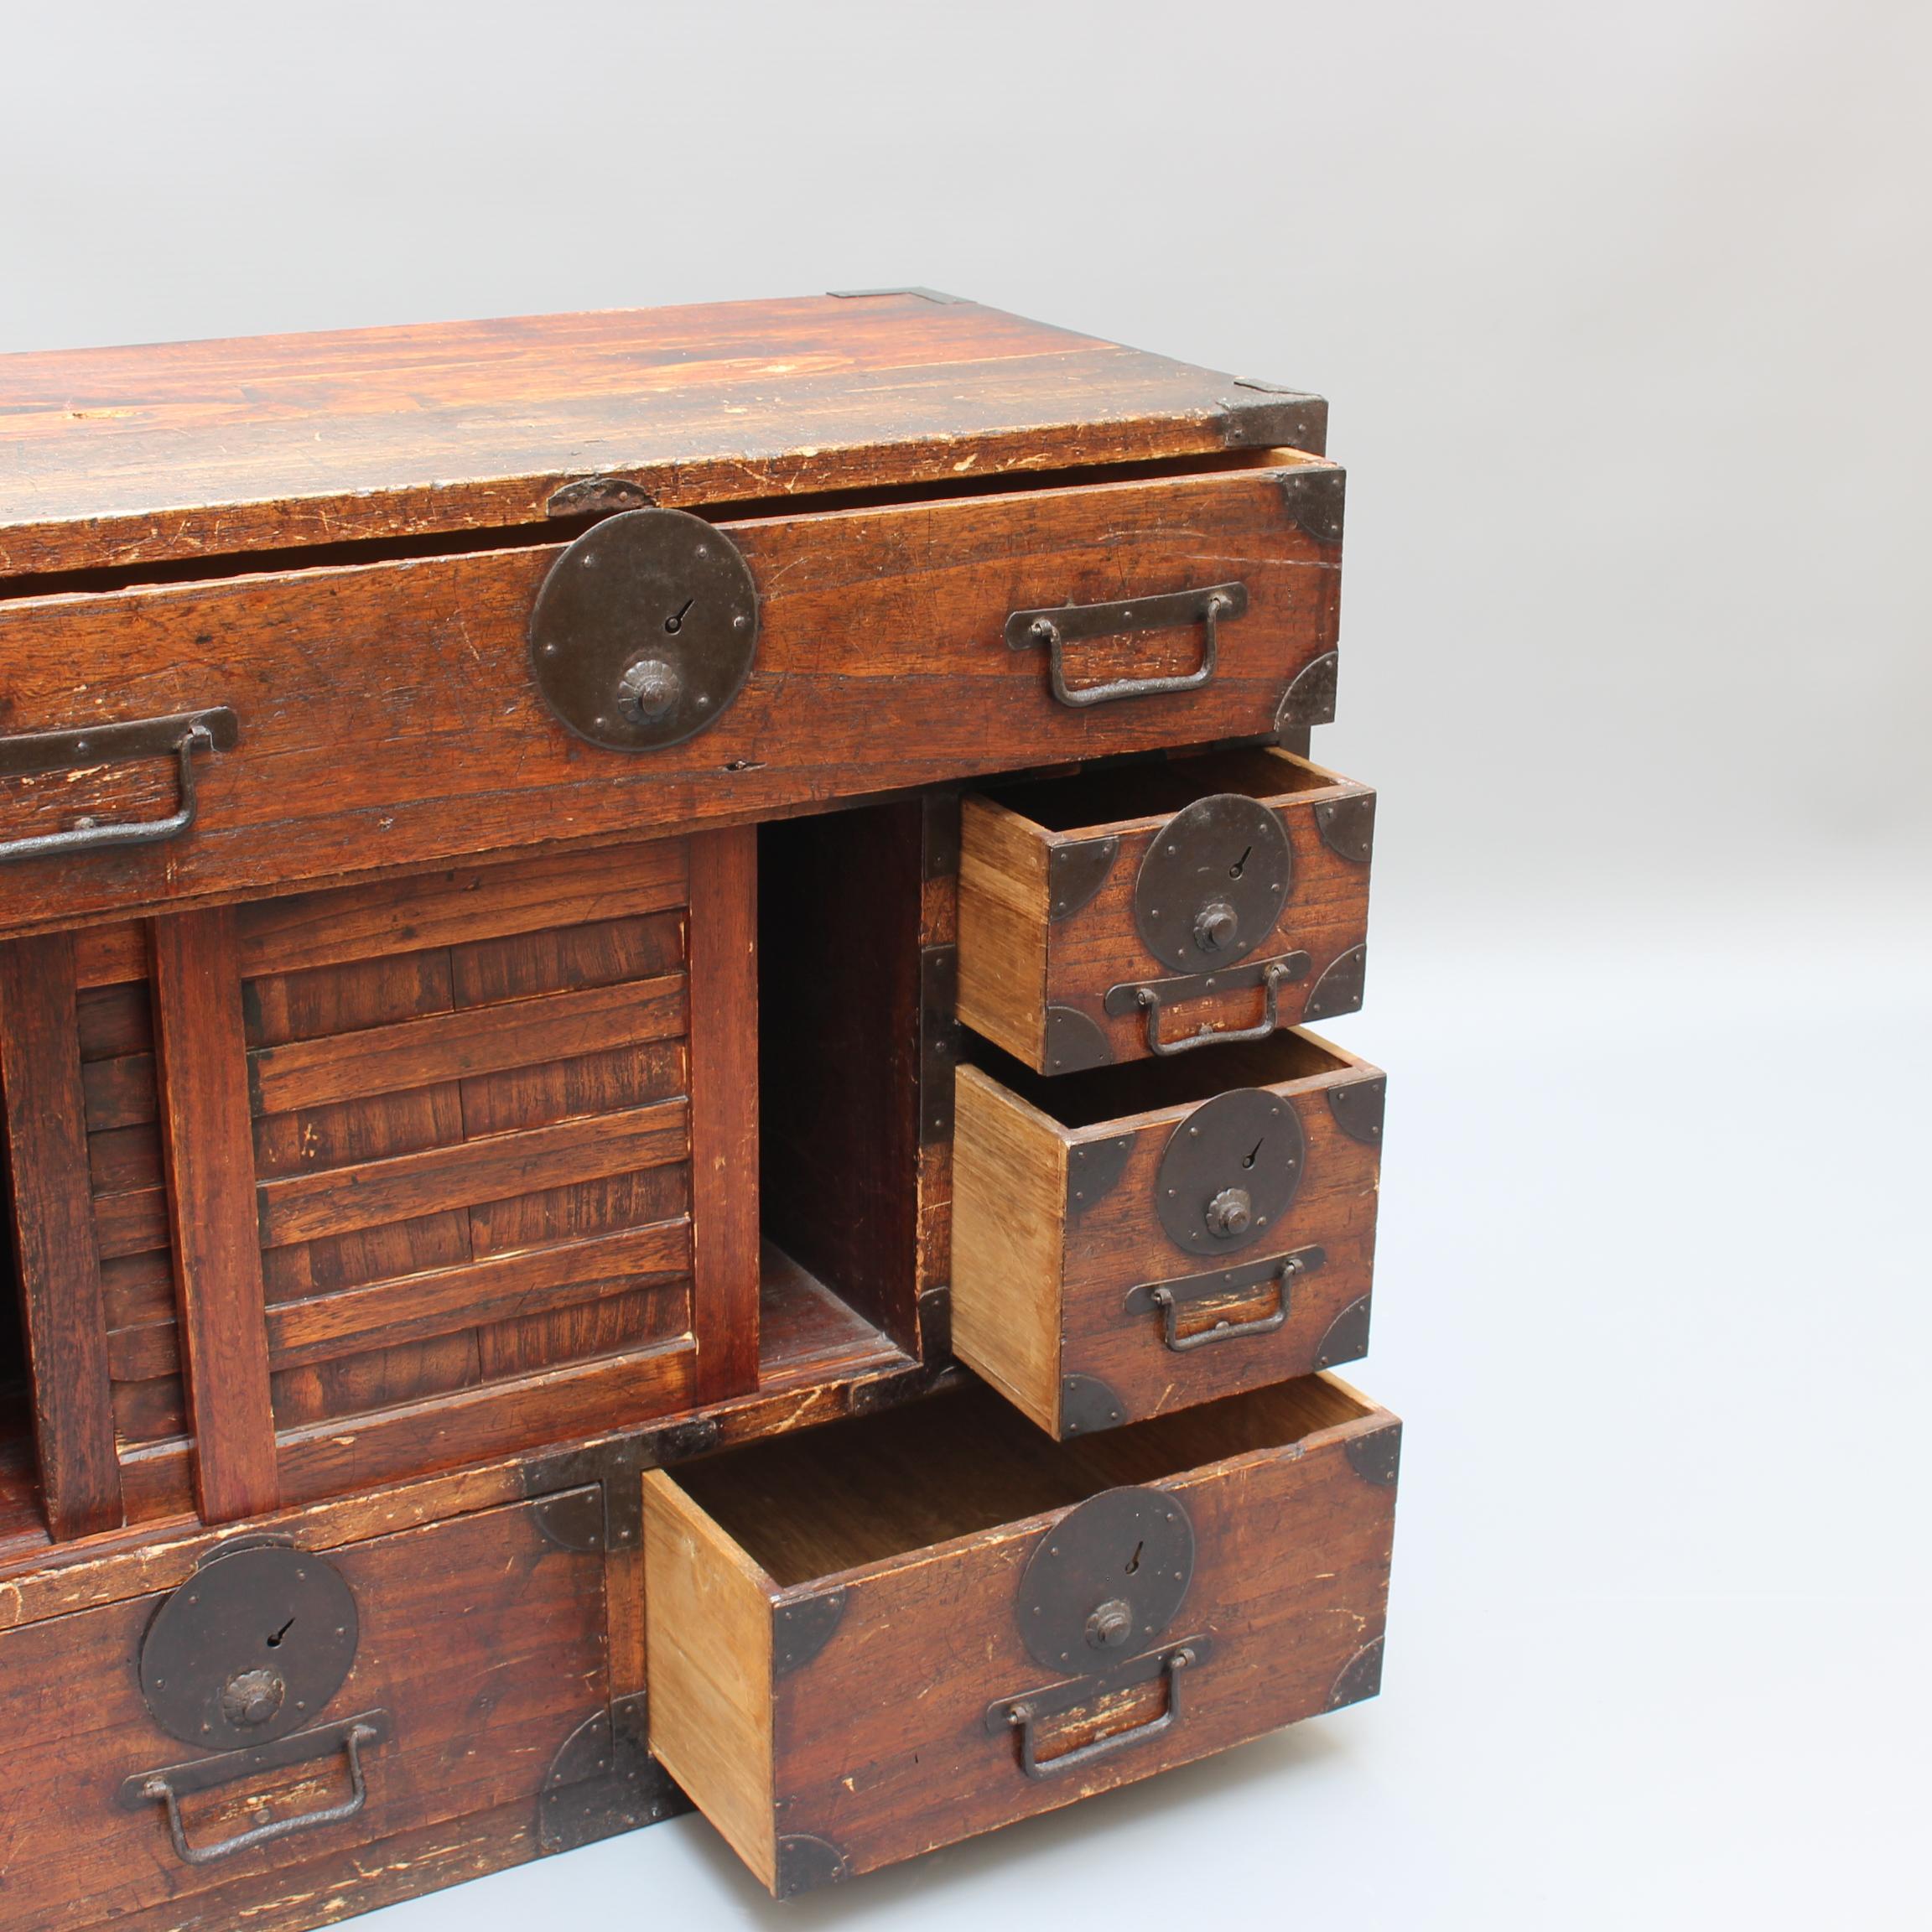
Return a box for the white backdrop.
[3,4,1926,1926]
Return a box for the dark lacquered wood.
[0,293,1322,578]
[689,826,761,1403]
[150,906,282,1523]
[0,933,125,1538]
[759,802,926,1355]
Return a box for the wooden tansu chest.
[0,290,1398,1922]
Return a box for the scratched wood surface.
[0,838,793,1536]
[0,455,1340,936]
[0,1496,605,1928]
[959,748,1374,1072]
[648,1376,1399,1893]
[0,293,1323,579]
[953,1030,1383,1435]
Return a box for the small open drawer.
[642,1376,1398,1895]
[958,748,1372,1074]
[953,1030,1382,1438]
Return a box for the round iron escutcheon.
[1017,1487,1195,1675]
[1155,1086,1306,1258]
[1133,792,1294,974]
[528,506,760,751]
[139,1541,360,1750]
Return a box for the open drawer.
[953,1030,1383,1438]
[642,1375,1398,1895]
[0,457,1341,934]
[958,748,1372,1074]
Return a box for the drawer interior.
[965,1026,1357,1131]
[668,1375,1373,1587]
[979,745,1344,834]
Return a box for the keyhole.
[1124,1540,1144,1575]
[664,597,695,635]
[1243,1138,1265,1170]
[1228,844,1252,880]
[266,1617,295,1649]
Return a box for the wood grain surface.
[0,458,1341,935]
[150,906,282,1522]
[0,932,126,1537]
[0,293,1322,578]
[688,826,761,1403]
[0,1496,605,1928]
[953,1029,1383,1433]
[648,1377,1398,1890]
[959,748,1374,1070]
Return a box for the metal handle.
[1006,583,1247,709]
[1003,1647,1196,1779]
[1132,957,1294,1057]
[122,1713,386,1867]
[0,707,238,865]
[1150,1253,1307,1353]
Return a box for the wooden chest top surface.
[0,291,1322,577]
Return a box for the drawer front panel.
[953,1033,1384,1436]
[0,1496,605,1926]
[643,1379,1398,1893]
[0,460,1340,929]
[959,749,1373,1074]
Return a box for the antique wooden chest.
[0,289,1396,1923]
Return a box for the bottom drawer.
[643,1374,1399,1895]
[0,1494,609,1928]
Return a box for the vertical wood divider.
[0,932,126,1540]
[688,825,761,1402]
[150,906,281,1523]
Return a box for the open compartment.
[958,746,1372,1073]
[953,1027,1384,1437]
[643,1374,1399,1894]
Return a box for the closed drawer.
[958,747,1373,1073]
[642,1375,1398,1895]
[953,1031,1382,1437]
[0,1493,610,1927]
[0,455,1342,931]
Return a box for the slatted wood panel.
[2,834,762,1531]
[0,936,127,1537]
[247,886,699,1431]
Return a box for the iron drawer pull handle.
[1150,1255,1304,1353]
[1005,582,1248,709]
[0,706,239,865]
[1004,1648,1196,1779]
[137,1720,380,1867]
[1133,957,1294,1057]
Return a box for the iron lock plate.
[1155,1087,1306,1258]
[1016,1486,1194,1675]
[528,507,759,751]
[139,1540,359,1751]
[1134,792,1293,974]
